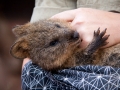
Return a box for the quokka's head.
[10,19,81,70]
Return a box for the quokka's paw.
[84,28,110,55]
[93,28,109,47]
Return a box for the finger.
[22,58,30,70]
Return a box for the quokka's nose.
[73,31,79,40]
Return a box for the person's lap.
[22,61,120,90]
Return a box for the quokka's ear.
[10,38,30,59]
[12,23,30,37]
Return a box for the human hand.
[51,8,120,49]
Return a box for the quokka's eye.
[49,39,59,46]
[55,24,61,28]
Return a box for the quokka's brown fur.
[10,19,120,71]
